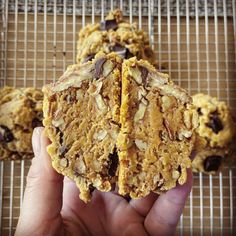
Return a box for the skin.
[15,127,192,236]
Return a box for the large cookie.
[43,53,197,202]
[0,87,43,160]
[117,58,198,198]
[192,93,236,174]
[77,9,157,66]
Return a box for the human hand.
[15,127,192,236]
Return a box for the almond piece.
[172,170,180,180]
[52,117,64,127]
[134,102,147,122]
[103,60,115,77]
[94,130,108,141]
[60,158,68,167]
[76,89,84,100]
[135,139,148,151]
[95,94,107,113]
[128,67,142,84]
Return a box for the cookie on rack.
[76,9,157,66]
[0,87,43,160]
[43,52,122,203]
[192,93,236,174]
[117,57,198,199]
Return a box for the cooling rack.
[0,0,236,235]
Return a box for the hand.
[16,127,192,236]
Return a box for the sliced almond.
[192,110,199,129]
[128,67,142,84]
[137,86,148,100]
[184,110,191,129]
[52,117,64,127]
[135,139,148,151]
[102,60,115,77]
[76,158,86,174]
[134,102,147,122]
[95,94,107,113]
[76,89,84,100]
[94,130,108,141]
[161,95,176,112]
[172,170,180,180]
[60,158,68,167]
[91,81,103,96]
[178,130,192,140]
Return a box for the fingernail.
[32,127,43,156]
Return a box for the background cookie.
[0,87,43,160]
[192,93,236,174]
[76,9,157,66]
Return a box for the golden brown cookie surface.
[192,93,235,174]
[117,58,198,198]
[0,87,43,160]
[77,9,157,67]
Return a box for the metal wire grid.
[0,0,236,235]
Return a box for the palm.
[59,178,156,236]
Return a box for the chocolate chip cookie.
[117,58,198,198]
[43,52,122,202]
[0,87,43,160]
[43,52,197,202]
[76,9,157,66]
[192,93,236,174]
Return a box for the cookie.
[43,53,198,202]
[192,93,236,174]
[117,58,198,198]
[76,9,157,66]
[0,87,43,160]
[43,52,122,202]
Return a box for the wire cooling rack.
[0,0,236,235]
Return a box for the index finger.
[144,169,192,236]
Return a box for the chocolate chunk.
[83,54,95,63]
[100,19,118,31]
[110,44,134,59]
[108,149,119,177]
[0,125,14,142]
[58,146,68,158]
[204,155,222,172]
[110,44,126,57]
[123,194,131,202]
[125,50,134,59]
[206,111,223,134]
[94,58,107,79]
[89,184,96,194]
[178,165,182,173]
[139,66,149,85]
[197,108,203,115]
[32,118,43,128]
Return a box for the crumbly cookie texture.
[192,93,236,174]
[43,52,122,203]
[117,58,198,199]
[77,9,157,66]
[43,53,197,202]
[0,87,43,160]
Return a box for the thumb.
[16,127,63,236]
